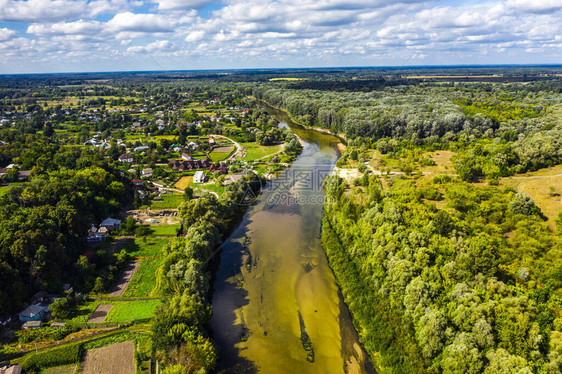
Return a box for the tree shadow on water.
[211,238,259,374]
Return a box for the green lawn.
[243,142,283,161]
[123,258,164,297]
[149,224,181,236]
[61,301,102,325]
[208,151,232,162]
[105,300,162,322]
[151,194,184,209]
[123,238,169,257]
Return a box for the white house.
[193,171,207,183]
[118,154,134,163]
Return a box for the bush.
[17,326,79,344]
[22,343,83,373]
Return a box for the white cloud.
[506,0,562,13]
[127,39,175,53]
[0,27,17,41]
[156,0,218,11]
[185,30,205,41]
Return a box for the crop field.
[79,341,134,374]
[105,300,162,322]
[123,257,165,297]
[174,176,193,190]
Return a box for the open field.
[174,176,192,190]
[243,142,284,161]
[79,341,134,374]
[123,258,164,297]
[422,151,455,174]
[149,224,181,236]
[105,300,162,322]
[150,194,184,209]
[500,164,562,225]
[123,238,169,257]
[87,305,113,323]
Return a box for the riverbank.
[253,98,348,145]
[210,110,372,373]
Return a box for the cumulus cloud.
[0,27,17,41]
[2,0,562,72]
[155,0,219,11]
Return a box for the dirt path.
[87,305,113,323]
[79,340,135,374]
[109,261,140,296]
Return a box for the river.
[211,113,373,374]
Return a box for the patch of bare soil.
[109,261,140,296]
[79,340,135,374]
[87,304,113,323]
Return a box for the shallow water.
[211,121,373,374]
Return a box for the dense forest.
[0,130,131,315]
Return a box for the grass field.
[123,238,169,257]
[500,164,562,226]
[192,182,226,196]
[151,194,184,209]
[243,142,283,161]
[174,176,192,190]
[421,151,455,174]
[105,300,162,322]
[123,258,164,297]
[208,149,234,162]
[149,224,181,236]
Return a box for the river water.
[211,116,373,374]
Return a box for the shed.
[22,321,43,329]
[19,304,49,322]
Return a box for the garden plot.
[79,341,134,374]
[87,304,113,323]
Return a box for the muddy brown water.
[211,115,374,373]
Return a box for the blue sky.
[0,0,561,73]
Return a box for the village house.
[100,218,121,231]
[169,157,212,171]
[19,304,49,322]
[131,179,143,186]
[141,168,153,178]
[193,171,207,183]
[133,145,150,152]
[118,154,134,163]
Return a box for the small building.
[131,179,143,186]
[19,304,49,322]
[118,154,134,163]
[133,146,150,152]
[51,322,67,328]
[100,218,121,231]
[22,321,43,329]
[141,168,153,178]
[193,171,207,183]
[187,141,198,150]
[181,153,192,161]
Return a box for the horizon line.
[2,63,562,77]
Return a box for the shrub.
[22,343,83,373]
